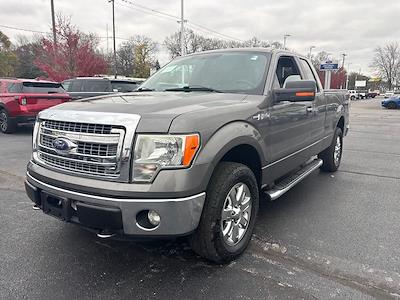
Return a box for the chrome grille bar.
[33,110,141,182]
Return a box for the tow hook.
[97,230,116,239]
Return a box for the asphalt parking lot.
[0,98,399,299]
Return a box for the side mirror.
[273,80,316,102]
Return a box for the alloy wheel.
[220,182,252,246]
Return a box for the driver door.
[266,55,315,163]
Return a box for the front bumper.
[25,172,206,236]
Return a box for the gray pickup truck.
[25,49,349,262]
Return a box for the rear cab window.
[22,82,65,94]
[111,81,139,92]
[84,80,112,92]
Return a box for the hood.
[48,92,247,132]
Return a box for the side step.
[265,159,323,201]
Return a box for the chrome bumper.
[26,172,206,236]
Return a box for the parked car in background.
[358,90,368,99]
[0,78,71,133]
[348,90,359,100]
[62,77,145,100]
[367,91,378,98]
[382,96,400,109]
[384,91,394,98]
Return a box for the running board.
[265,159,323,201]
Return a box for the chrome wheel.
[333,136,342,166]
[220,182,252,246]
[0,111,8,132]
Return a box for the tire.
[318,127,343,172]
[388,102,397,109]
[0,109,17,134]
[190,162,259,263]
[350,96,356,101]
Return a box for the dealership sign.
[320,60,339,71]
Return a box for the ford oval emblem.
[52,138,77,154]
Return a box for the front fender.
[195,121,267,186]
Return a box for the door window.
[274,56,302,88]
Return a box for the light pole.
[346,63,352,90]
[341,53,347,68]
[109,0,117,78]
[50,0,57,57]
[308,46,315,58]
[283,34,291,50]
[180,0,185,56]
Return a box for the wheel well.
[337,116,345,132]
[220,144,262,188]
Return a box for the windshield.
[141,51,270,95]
[22,82,65,94]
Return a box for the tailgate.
[20,94,70,113]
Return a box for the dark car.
[0,78,71,133]
[62,77,145,100]
[382,96,400,109]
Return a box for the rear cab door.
[297,57,326,142]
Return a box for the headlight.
[133,134,200,182]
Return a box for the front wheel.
[318,127,343,172]
[388,102,397,109]
[190,162,259,263]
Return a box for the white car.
[348,90,359,100]
[384,91,394,98]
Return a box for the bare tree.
[164,29,282,59]
[372,42,400,90]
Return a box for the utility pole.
[109,0,117,78]
[106,24,109,54]
[283,34,291,50]
[346,63,351,90]
[50,0,57,47]
[308,46,315,58]
[180,0,185,56]
[341,53,347,68]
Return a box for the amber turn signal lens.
[183,134,200,166]
[295,92,315,97]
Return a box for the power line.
[116,0,244,42]
[0,24,49,34]
[119,0,179,21]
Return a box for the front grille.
[44,119,113,134]
[36,119,124,179]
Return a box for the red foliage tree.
[317,67,347,89]
[34,16,107,81]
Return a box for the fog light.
[147,210,161,226]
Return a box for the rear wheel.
[190,162,259,263]
[318,127,343,172]
[0,109,17,134]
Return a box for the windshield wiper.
[164,86,222,93]
[136,87,155,92]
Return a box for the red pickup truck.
[0,78,71,133]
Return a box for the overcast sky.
[1,0,400,75]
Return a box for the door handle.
[306,106,313,113]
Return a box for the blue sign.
[320,61,339,71]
